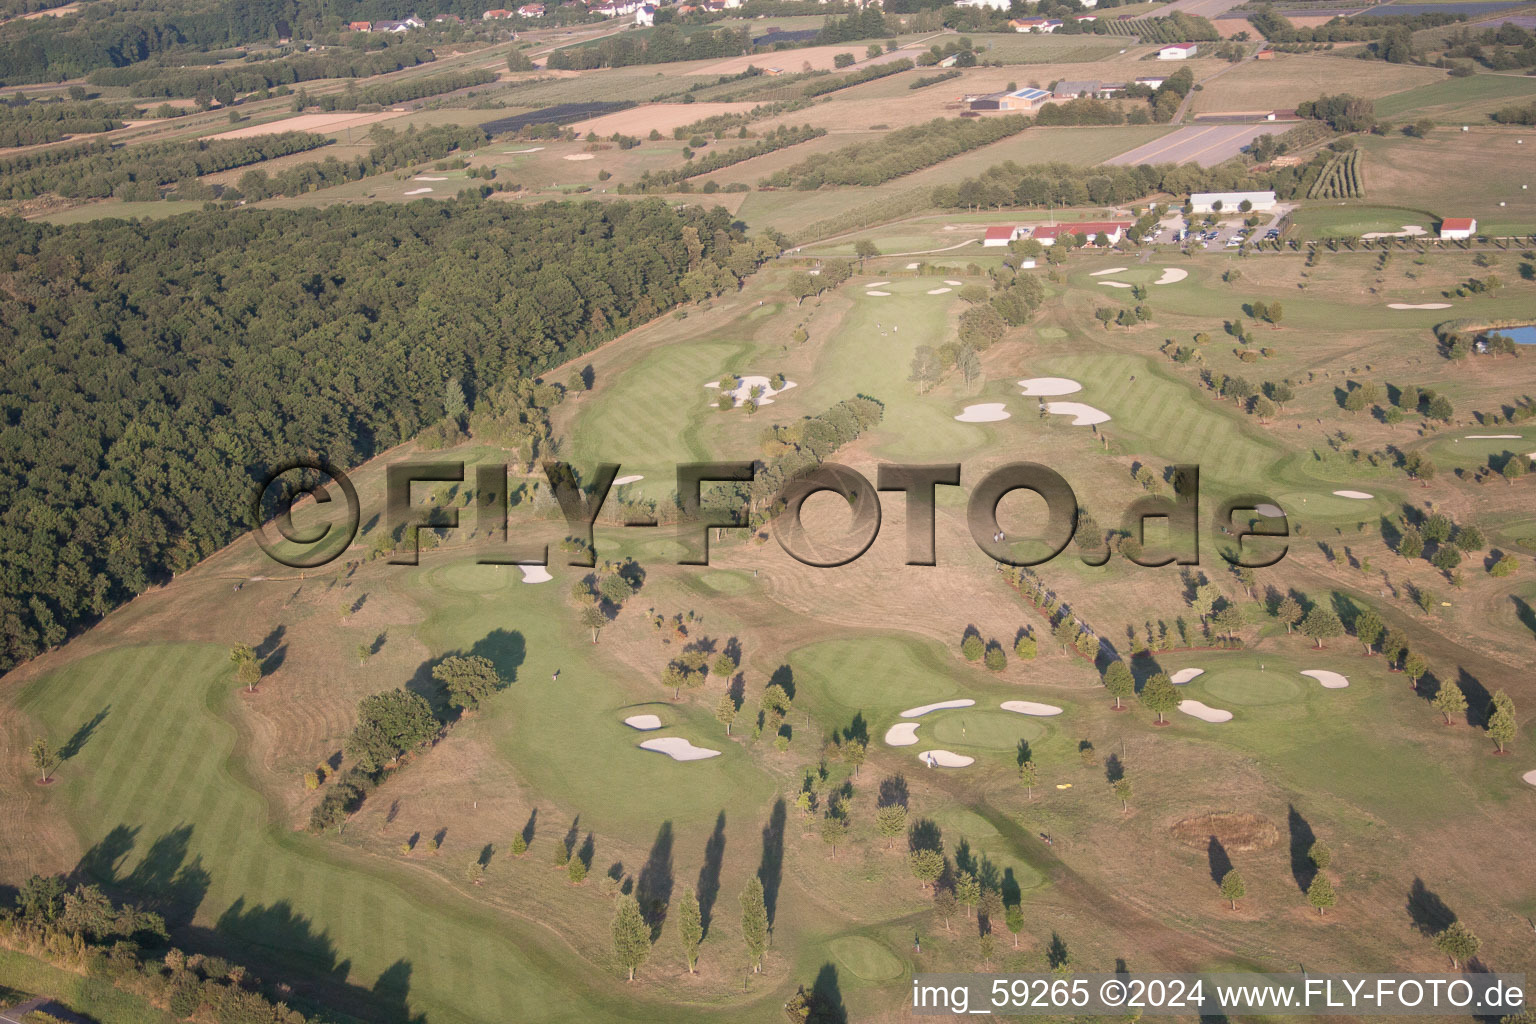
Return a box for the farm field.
[1188,54,1447,113]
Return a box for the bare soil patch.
[567,102,758,137]
[211,110,406,140]
[1171,811,1280,852]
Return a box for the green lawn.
[1373,72,1536,121]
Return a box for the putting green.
[429,560,521,595]
[695,570,752,595]
[1035,327,1068,340]
[1200,670,1305,706]
[928,710,1046,751]
[827,935,905,982]
[792,635,960,712]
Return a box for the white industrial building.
[1190,190,1277,213]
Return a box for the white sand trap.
[403,187,434,195]
[1255,503,1285,518]
[1178,700,1233,723]
[1170,668,1204,684]
[865,281,890,288]
[1301,669,1349,690]
[1045,401,1111,426]
[865,290,891,296]
[1000,700,1063,717]
[414,175,447,181]
[1154,267,1188,285]
[613,475,644,486]
[519,565,552,583]
[927,287,953,294]
[901,699,976,718]
[640,737,721,761]
[906,262,921,269]
[624,714,662,730]
[1387,302,1451,310]
[1018,377,1081,396]
[503,146,545,153]
[705,375,797,407]
[1466,435,1521,440]
[563,153,595,161]
[1090,267,1129,276]
[955,403,1010,423]
[1332,490,1372,499]
[944,279,962,286]
[918,749,975,767]
[884,723,920,746]
[1523,769,1536,787]
[1098,281,1133,288]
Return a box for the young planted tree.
[1276,596,1303,634]
[612,895,651,981]
[1300,606,1344,648]
[820,811,851,858]
[876,804,907,849]
[580,604,606,644]
[677,886,703,974]
[1220,869,1246,910]
[1404,652,1428,690]
[1005,904,1025,948]
[1308,840,1332,871]
[1488,691,1517,753]
[844,739,867,776]
[933,886,958,932]
[714,692,739,735]
[955,871,981,919]
[230,643,261,692]
[30,738,59,784]
[1103,661,1134,709]
[1433,679,1468,725]
[1353,609,1383,655]
[1139,672,1180,725]
[1113,777,1132,812]
[740,877,769,973]
[1433,921,1480,969]
[1307,873,1337,915]
[909,849,944,890]
[1018,759,1038,799]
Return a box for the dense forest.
[0,196,756,670]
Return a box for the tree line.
[95,41,435,99]
[630,124,825,191]
[546,24,753,70]
[0,96,140,147]
[933,158,1269,214]
[233,123,484,199]
[761,115,1027,190]
[0,129,331,201]
[0,196,751,669]
[305,67,494,112]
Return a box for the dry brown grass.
[1171,811,1281,852]
[567,101,760,136]
[1190,54,1444,114]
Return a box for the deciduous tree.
[612,895,651,981]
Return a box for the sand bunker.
[865,281,890,288]
[927,287,952,294]
[944,279,962,286]
[1523,769,1536,787]
[563,153,595,161]
[613,475,644,486]
[1332,490,1372,499]
[1018,377,1082,396]
[1178,700,1233,723]
[1466,435,1521,440]
[1301,669,1349,689]
[955,403,1010,423]
[865,290,890,297]
[906,262,920,269]
[503,146,545,154]
[414,176,447,181]
[1045,401,1111,426]
[1154,267,1189,285]
[1170,668,1204,684]
[1255,503,1285,518]
[705,375,797,407]
[640,737,721,761]
[519,565,552,583]
[1098,281,1132,289]
[1000,700,1063,717]
[1090,267,1129,276]
[624,714,662,730]
[1387,303,1451,310]
[901,699,976,718]
[918,749,975,767]
[884,723,920,746]
[403,188,434,195]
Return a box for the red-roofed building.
[1028,221,1132,246]
[483,8,515,17]
[1439,217,1477,240]
[348,20,373,30]
[983,225,1023,247]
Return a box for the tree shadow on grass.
[1287,805,1316,893]
[1407,877,1456,936]
[1511,595,1536,641]
[769,664,795,701]
[636,821,674,940]
[59,706,109,761]
[810,963,848,1024]
[759,798,786,927]
[1207,836,1233,887]
[697,812,726,938]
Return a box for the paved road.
[1105,122,1288,167]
